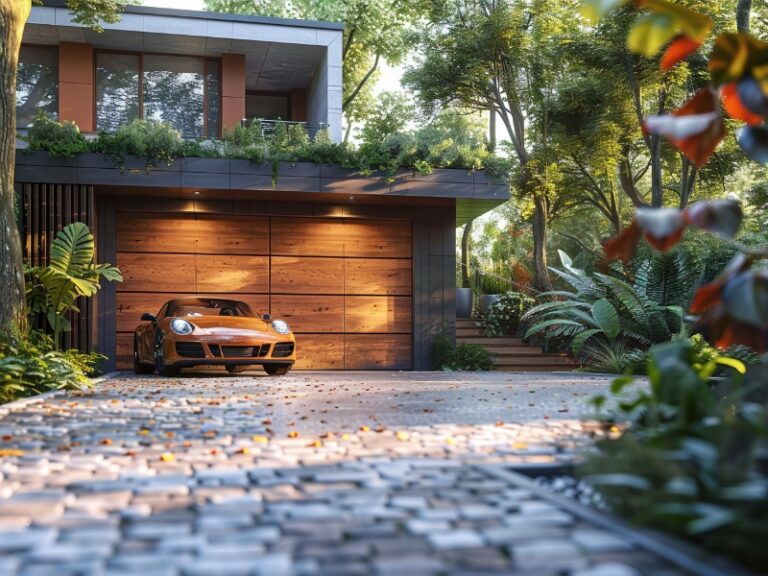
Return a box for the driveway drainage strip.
[481,464,756,576]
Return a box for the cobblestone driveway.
[0,371,690,575]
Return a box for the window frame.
[94,49,222,138]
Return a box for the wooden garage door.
[114,212,412,370]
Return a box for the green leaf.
[610,375,635,394]
[524,319,583,339]
[583,473,651,491]
[572,328,604,355]
[687,504,736,534]
[579,0,628,23]
[591,299,620,339]
[627,13,678,58]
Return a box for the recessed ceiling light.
[349,196,355,200]
[193,191,201,195]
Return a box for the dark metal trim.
[39,0,345,31]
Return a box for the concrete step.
[491,355,573,366]
[457,337,525,346]
[456,328,484,337]
[494,364,580,372]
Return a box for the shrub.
[478,291,535,337]
[95,119,184,168]
[523,250,686,371]
[584,341,768,571]
[24,111,90,157]
[0,331,102,404]
[432,335,492,371]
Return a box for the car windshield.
[164,299,254,318]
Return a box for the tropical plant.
[478,291,536,337]
[25,223,122,349]
[583,339,768,571]
[432,334,493,371]
[523,250,684,369]
[24,110,90,157]
[0,330,102,404]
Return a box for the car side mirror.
[141,313,157,324]
[262,313,271,321]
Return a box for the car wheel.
[264,363,291,376]
[133,336,154,375]
[154,331,180,377]
[226,365,248,375]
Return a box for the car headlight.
[271,319,290,334]
[170,319,194,335]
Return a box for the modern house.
[14,0,509,372]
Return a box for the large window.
[96,53,140,133]
[16,46,58,128]
[96,52,221,138]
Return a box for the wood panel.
[293,334,344,369]
[117,213,199,253]
[345,296,411,333]
[271,256,345,294]
[116,293,269,333]
[345,258,412,295]
[271,217,344,256]
[195,215,269,255]
[345,334,412,370]
[344,219,411,258]
[117,213,268,255]
[196,255,269,293]
[270,295,344,333]
[117,253,196,292]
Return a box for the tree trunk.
[460,219,473,288]
[0,1,31,334]
[650,134,663,207]
[532,194,552,292]
[737,0,751,32]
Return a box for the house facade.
[15,1,508,372]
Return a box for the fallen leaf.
[252,435,269,443]
[160,453,175,462]
[359,425,370,432]
[287,431,299,438]
[101,438,113,446]
[396,431,410,441]
[0,449,25,457]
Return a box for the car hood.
[169,316,283,336]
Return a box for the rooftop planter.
[15,150,509,202]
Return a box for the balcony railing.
[240,118,324,136]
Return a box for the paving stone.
[572,530,634,553]
[428,529,485,550]
[0,372,692,576]
[571,563,642,576]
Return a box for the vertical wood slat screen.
[21,183,95,352]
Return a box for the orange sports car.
[133,297,296,376]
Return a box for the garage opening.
[114,212,412,370]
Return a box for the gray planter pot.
[480,294,501,315]
[456,288,473,318]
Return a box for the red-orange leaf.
[668,89,725,168]
[603,219,642,264]
[721,83,764,124]
[643,228,685,252]
[661,35,701,71]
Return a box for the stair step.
[491,355,573,366]
[457,337,524,346]
[490,348,549,356]
[456,318,478,325]
[456,328,484,336]
[494,365,581,372]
